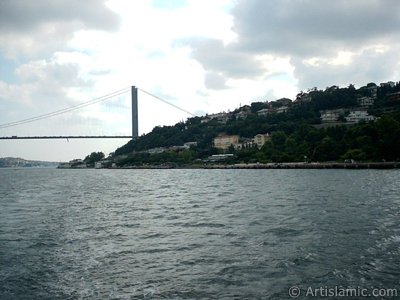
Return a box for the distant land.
[0,157,58,168]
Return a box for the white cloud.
[204,71,229,90]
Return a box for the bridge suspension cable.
[137,87,195,117]
[0,87,130,129]
[0,85,195,131]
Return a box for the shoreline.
[119,161,399,170]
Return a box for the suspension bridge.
[0,86,195,140]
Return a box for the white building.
[276,98,292,106]
[346,110,376,123]
[257,108,270,116]
[253,133,271,149]
[366,85,378,99]
[207,112,230,123]
[184,142,198,149]
[380,81,395,88]
[235,110,250,120]
[276,106,289,113]
[214,135,239,150]
[358,96,375,107]
[320,109,344,123]
[147,147,166,154]
[296,93,312,103]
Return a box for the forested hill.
[113,81,400,164]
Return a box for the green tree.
[284,137,297,161]
[250,102,268,113]
[84,152,105,166]
[342,149,367,161]
[271,131,287,150]
[314,137,338,161]
[375,115,400,160]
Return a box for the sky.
[1,0,399,161]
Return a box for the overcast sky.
[1,0,399,161]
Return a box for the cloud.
[204,71,229,90]
[182,0,400,93]
[232,0,400,57]
[181,37,265,80]
[0,0,119,32]
[0,0,120,133]
[151,0,188,11]
[0,59,90,117]
[292,45,400,89]
[0,0,120,58]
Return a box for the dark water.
[0,168,399,299]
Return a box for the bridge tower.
[131,86,138,138]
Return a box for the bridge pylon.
[131,86,138,139]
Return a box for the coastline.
[119,161,399,170]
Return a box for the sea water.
[1,168,399,299]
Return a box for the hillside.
[111,81,400,166]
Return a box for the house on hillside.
[184,142,198,149]
[257,108,276,116]
[387,91,400,102]
[366,85,378,99]
[234,138,255,150]
[276,106,289,113]
[235,110,251,120]
[380,81,396,88]
[147,147,166,154]
[326,85,339,93]
[207,112,230,124]
[214,135,239,150]
[320,109,345,123]
[276,98,292,106]
[295,92,312,104]
[357,96,375,107]
[253,133,271,149]
[345,110,376,123]
[257,108,270,116]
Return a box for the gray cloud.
[183,0,400,92]
[0,0,119,58]
[0,60,90,112]
[181,38,265,80]
[204,71,229,90]
[15,61,86,86]
[0,0,119,33]
[292,46,400,90]
[0,0,117,121]
[232,0,400,57]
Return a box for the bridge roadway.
[0,136,133,140]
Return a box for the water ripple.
[1,168,400,299]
